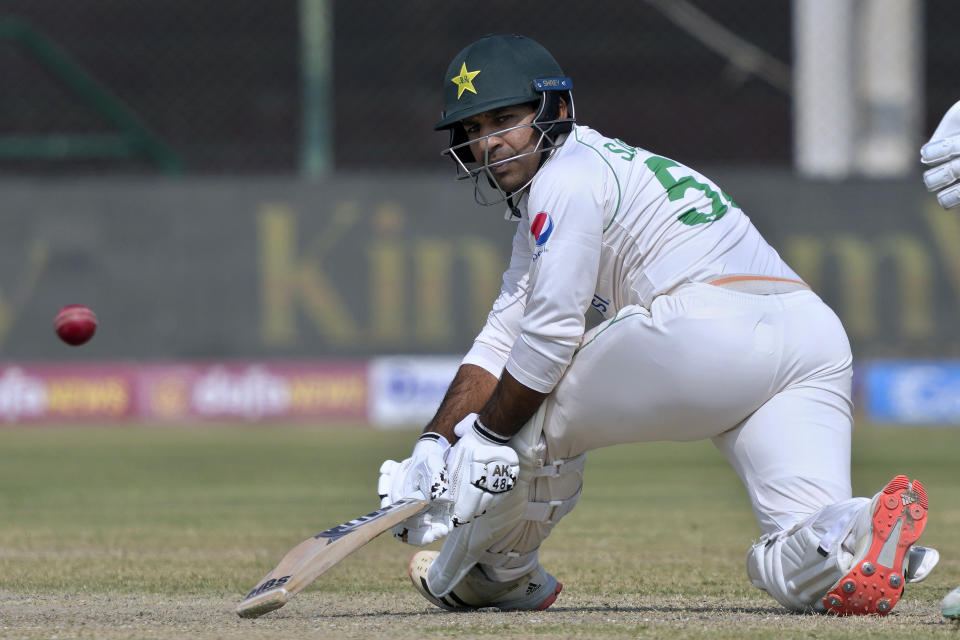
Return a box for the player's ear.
[557,96,568,120]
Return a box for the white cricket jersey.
[463,124,802,393]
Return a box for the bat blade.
[236,497,430,618]
[236,587,288,618]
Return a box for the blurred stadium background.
[0,0,958,427]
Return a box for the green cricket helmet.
[436,34,576,207]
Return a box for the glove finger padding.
[391,501,451,545]
[937,183,960,209]
[378,433,452,545]
[923,157,960,191]
[923,101,960,164]
[378,459,404,508]
[922,133,960,166]
[379,458,417,508]
[446,414,520,528]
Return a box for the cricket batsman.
[378,34,937,615]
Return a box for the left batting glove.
[922,100,960,209]
[378,432,451,545]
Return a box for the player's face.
[461,105,541,194]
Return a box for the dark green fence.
[2,1,956,175]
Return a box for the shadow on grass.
[312,603,793,619]
[549,604,792,616]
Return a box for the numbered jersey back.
[548,126,800,308]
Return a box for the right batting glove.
[445,413,519,528]
[922,100,960,209]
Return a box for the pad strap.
[524,485,583,523]
[477,548,539,572]
[523,453,585,523]
[532,453,586,477]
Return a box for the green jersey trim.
[573,127,622,232]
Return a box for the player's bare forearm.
[478,370,549,439]
[423,364,498,443]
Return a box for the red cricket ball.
[54,304,98,346]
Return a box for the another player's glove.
[445,413,519,528]
[921,100,960,209]
[378,432,451,545]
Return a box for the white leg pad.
[479,453,584,583]
[747,523,843,611]
[426,404,584,595]
[746,498,869,612]
[426,473,529,596]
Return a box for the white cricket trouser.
[544,282,854,534]
[432,282,855,592]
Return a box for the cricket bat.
[236,497,430,618]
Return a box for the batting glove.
[445,413,519,528]
[378,432,451,545]
[922,100,960,209]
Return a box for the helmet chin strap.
[505,192,524,220]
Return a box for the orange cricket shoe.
[822,475,928,615]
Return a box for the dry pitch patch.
[1,589,957,640]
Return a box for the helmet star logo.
[451,62,480,99]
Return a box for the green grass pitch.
[1,421,959,639]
